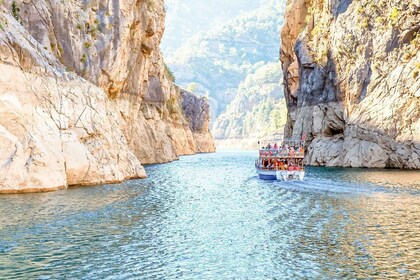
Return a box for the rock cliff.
[281,0,420,168]
[0,0,214,193]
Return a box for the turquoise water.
[0,151,419,279]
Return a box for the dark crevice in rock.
[334,0,353,17]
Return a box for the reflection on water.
[0,151,419,278]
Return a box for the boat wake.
[272,179,374,195]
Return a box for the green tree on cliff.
[12,1,20,22]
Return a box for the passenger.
[289,149,295,156]
[273,143,278,150]
[279,161,285,171]
[299,159,304,170]
[299,146,304,155]
[267,143,272,150]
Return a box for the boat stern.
[257,169,277,180]
[276,170,305,181]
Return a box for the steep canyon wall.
[0,0,215,193]
[281,0,420,168]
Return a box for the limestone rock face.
[0,12,145,193]
[0,0,215,193]
[281,0,420,169]
[181,89,216,153]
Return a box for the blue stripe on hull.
[258,174,277,180]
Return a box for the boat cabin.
[255,139,305,171]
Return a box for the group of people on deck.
[256,141,305,171]
[256,158,303,171]
[259,142,305,157]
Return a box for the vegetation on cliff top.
[164,0,284,116]
[212,62,286,140]
[162,0,287,145]
[164,63,176,83]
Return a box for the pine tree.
[12,1,20,22]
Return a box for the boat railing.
[259,149,305,157]
[256,165,305,171]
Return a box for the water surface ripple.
[0,151,419,279]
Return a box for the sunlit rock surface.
[0,0,214,193]
[281,0,420,169]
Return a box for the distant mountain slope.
[165,0,285,117]
[212,62,287,145]
[162,0,264,56]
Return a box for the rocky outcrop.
[281,0,420,169]
[180,89,216,153]
[0,0,215,193]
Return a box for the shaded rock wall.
[281,0,420,169]
[181,89,216,153]
[0,0,215,193]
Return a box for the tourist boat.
[255,139,305,181]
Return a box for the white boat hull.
[256,169,305,181]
